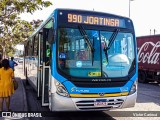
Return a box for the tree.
[0,0,52,58]
[6,19,43,57]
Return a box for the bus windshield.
[58,28,135,78]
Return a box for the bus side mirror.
[48,27,54,44]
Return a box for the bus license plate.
[94,99,108,106]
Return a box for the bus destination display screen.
[67,13,125,27]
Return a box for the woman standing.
[0,59,14,111]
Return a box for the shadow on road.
[43,111,116,120]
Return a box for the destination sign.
[68,13,125,27]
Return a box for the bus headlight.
[54,79,69,97]
[129,80,137,95]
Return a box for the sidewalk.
[10,66,28,112]
[10,77,28,111]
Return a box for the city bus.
[24,8,138,111]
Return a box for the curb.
[21,79,28,112]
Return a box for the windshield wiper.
[78,25,95,65]
[103,29,119,62]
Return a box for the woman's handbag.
[13,80,18,90]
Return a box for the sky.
[19,0,160,37]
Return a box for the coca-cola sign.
[138,41,160,64]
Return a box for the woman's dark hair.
[2,59,10,70]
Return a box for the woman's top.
[0,67,14,97]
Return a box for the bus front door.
[37,28,51,106]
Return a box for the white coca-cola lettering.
[138,41,160,64]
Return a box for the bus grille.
[75,99,124,110]
[72,81,127,88]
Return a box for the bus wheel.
[138,71,146,83]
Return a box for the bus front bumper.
[50,92,137,111]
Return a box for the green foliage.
[0,0,52,58]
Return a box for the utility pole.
[129,0,134,18]
[154,29,156,35]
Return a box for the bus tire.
[138,71,146,83]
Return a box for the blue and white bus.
[24,9,138,111]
